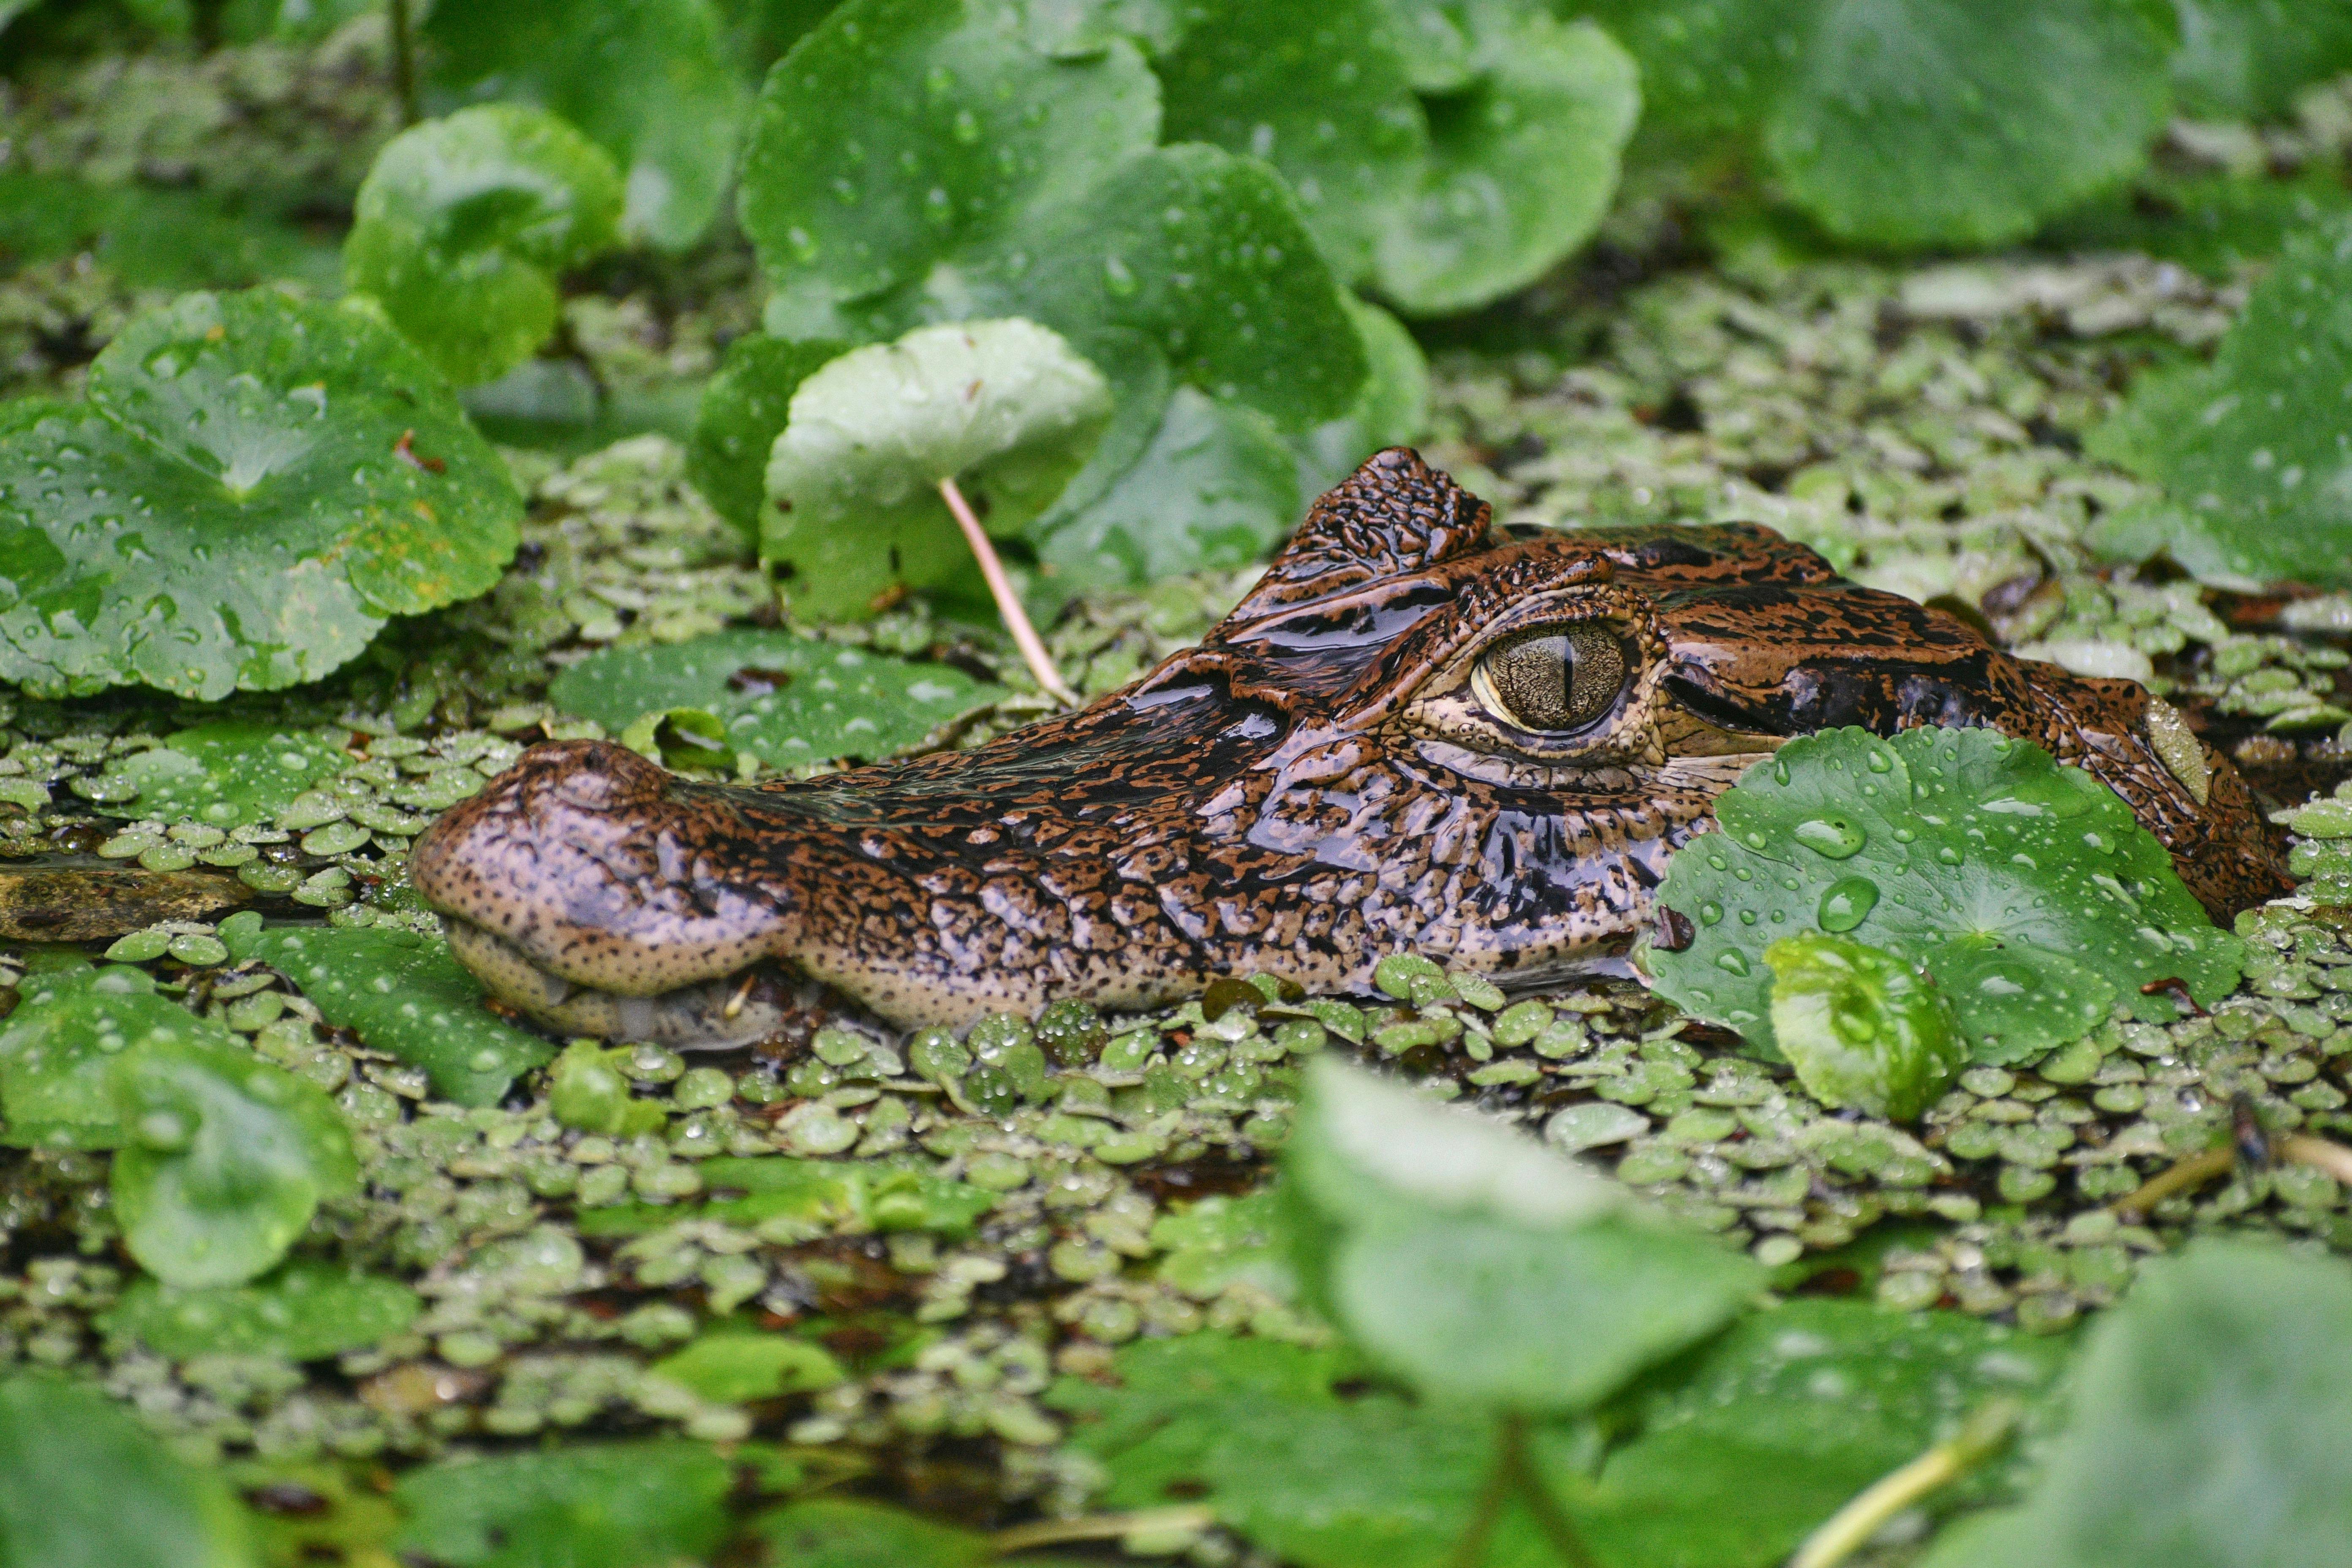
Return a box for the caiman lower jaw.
[441,918,807,1051]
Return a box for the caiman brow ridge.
[410,447,2290,1041]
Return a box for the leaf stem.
[1789,1399,2022,1568]
[2111,1146,2234,1219]
[387,0,419,126]
[1448,1421,1518,1568]
[1503,1413,1598,1568]
[937,475,1079,706]
[989,1505,1214,1553]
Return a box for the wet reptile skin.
[411,449,2289,1042]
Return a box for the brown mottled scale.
[412,450,2288,1042]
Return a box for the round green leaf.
[742,0,1161,335]
[1301,291,1430,490]
[1763,930,1965,1122]
[547,628,1002,765]
[101,1262,421,1362]
[1153,0,1425,284]
[1032,385,1301,600]
[346,105,625,387]
[2088,213,2352,589]
[1283,1059,1762,1413]
[1920,1239,2352,1568]
[1764,0,2171,248]
[0,1375,257,1568]
[1576,0,1807,137]
[1370,13,1638,316]
[0,290,520,699]
[108,1033,359,1288]
[0,964,209,1152]
[686,334,847,544]
[763,318,1111,619]
[425,0,749,251]
[1648,726,2242,1065]
[394,1442,732,1568]
[216,916,554,1108]
[94,724,352,828]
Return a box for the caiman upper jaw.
[410,739,802,1010]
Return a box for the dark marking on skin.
[412,448,2291,1040]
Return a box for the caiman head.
[411,449,2288,1042]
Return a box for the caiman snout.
[411,740,815,1048]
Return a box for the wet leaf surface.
[218,916,555,1107]
[549,629,1001,766]
[0,1374,257,1568]
[763,318,1111,618]
[95,724,351,828]
[392,1440,733,1568]
[0,290,521,698]
[345,105,624,386]
[102,1261,421,1361]
[1649,727,2242,1065]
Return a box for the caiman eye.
[1471,624,1627,732]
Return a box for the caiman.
[410,449,2288,1045]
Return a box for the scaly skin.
[411,450,2288,1041]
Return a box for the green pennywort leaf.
[345,104,625,387]
[648,1331,846,1403]
[0,964,212,1151]
[762,318,1112,618]
[686,334,847,544]
[2170,0,2352,120]
[217,916,554,1108]
[1918,1237,2352,1568]
[109,1032,358,1289]
[1648,727,2241,1065]
[1368,9,1637,314]
[0,289,520,700]
[1763,0,2172,248]
[425,0,749,251]
[393,1441,733,1568]
[1282,1058,1762,1413]
[548,629,1002,767]
[2089,212,2352,590]
[0,1374,258,1568]
[1764,930,1966,1122]
[101,1262,420,1362]
[93,724,352,829]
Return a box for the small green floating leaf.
[1281,1058,1763,1413]
[101,1262,420,1362]
[2089,211,2352,590]
[345,104,625,387]
[218,915,554,1107]
[546,1039,667,1138]
[1763,0,2172,248]
[392,1441,732,1568]
[549,629,1002,767]
[763,318,1111,620]
[93,724,352,828]
[0,289,522,700]
[1917,1238,2352,1568]
[1764,931,1966,1123]
[109,1033,359,1289]
[1649,727,2242,1065]
[686,333,848,545]
[425,0,748,251]
[649,1331,846,1402]
[0,1374,258,1568]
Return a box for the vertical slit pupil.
[1485,626,1625,731]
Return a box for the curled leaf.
[1764,930,1965,1122]
[345,105,624,386]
